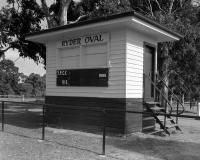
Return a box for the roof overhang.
[26,12,183,44]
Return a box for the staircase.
[142,73,185,135]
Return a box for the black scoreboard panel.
[56,68,109,87]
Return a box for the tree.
[127,0,200,101]
[79,0,200,100]
[1,0,200,100]
[0,1,46,63]
[0,59,20,95]
[0,0,90,65]
[18,82,33,96]
[25,73,46,97]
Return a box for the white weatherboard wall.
[126,29,157,98]
[46,29,126,98]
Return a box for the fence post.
[102,109,106,156]
[176,100,179,124]
[22,95,25,102]
[42,104,45,140]
[2,101,4,131]
[164,101,167,128]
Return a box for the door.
[143,45,155,101]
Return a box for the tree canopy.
[0,59,45,96]
[0,59,20,94]
[25,73,46,97]
[0,0,200,99]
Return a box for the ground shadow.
[0,103,43,129]
[106,134,200,160]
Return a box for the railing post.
[42,104,45,140]
[102,109,106,156]
[176,100,179,124]
[143,74,146,103]
[2,101,4,131]
[164,101,167,128]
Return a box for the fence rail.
[0,100,199,155]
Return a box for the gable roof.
[26,11,183,42]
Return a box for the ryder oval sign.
[57,33,109,48]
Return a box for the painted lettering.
[57,70,68,76]
[60,33,107,48]
[85,34,104,44]
[62,38,82,47]
[99,74,106,78]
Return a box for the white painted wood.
[60,47,80,58]
[57,33,109,49]
[131,17,180,41]
[82,43,107,67]
[59,47,80,68]
[125,29,157,98]
[45,29,126,98]
[45,27,159,99]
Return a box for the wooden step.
[148,129,163,135]
[158,118,173,122]
[143,117,155,121]
[145,101,160,105]
[166,124,178,129]
[150,106,165,111]
[142,125,155,131]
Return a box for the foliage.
[25,73,46,97]
[0,59,46,97]
[77,0,130,18]
[126,0,200,100]
[167,5,200,100]
[0,59,20,94]
[18,82,33,97]
[1,0,200,100]
[0,0,46,63]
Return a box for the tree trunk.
[41,0,54,28]
[160,43,170,111]
[182,94,185,107]
[59,0,72,25]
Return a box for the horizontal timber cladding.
[45,96,144,134]
[45,96,126,134]
[46,30,126,99]
[125,29,157,99]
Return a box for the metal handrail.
[143,74,173,114]
[155,73,185,115]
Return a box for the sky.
[0,0,55,76]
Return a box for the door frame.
[143,42,157,103]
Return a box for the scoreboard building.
[26,12,181,134]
